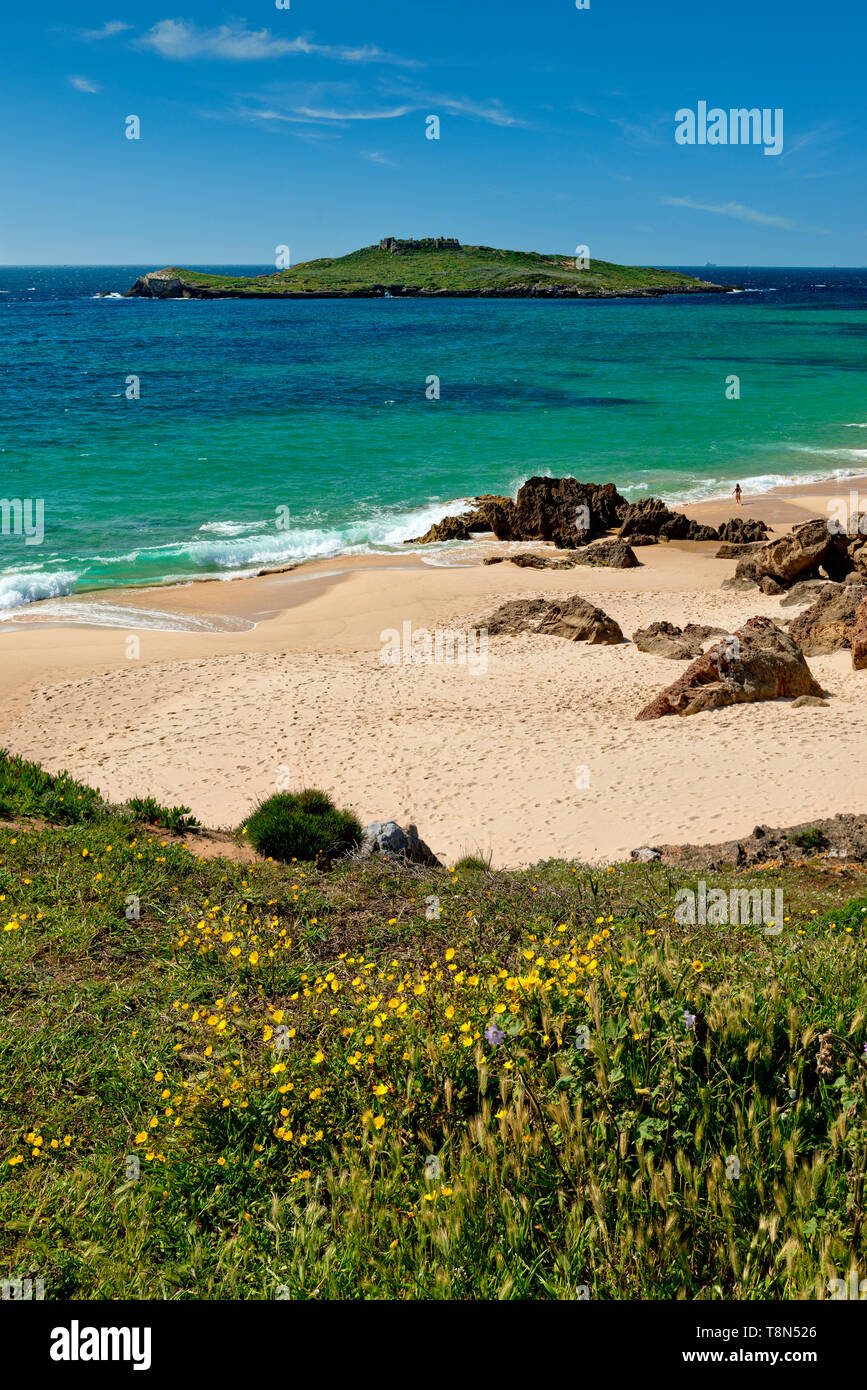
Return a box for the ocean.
[1,264,866,616]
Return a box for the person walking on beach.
[733,483,742,506]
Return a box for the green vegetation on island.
[125,239,732,300]
[1,750,865,1299]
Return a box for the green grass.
[1,761,865,1299]
[148,244,721,298]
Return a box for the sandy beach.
[2,473,867,866]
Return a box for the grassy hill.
[126,243,730,299]
[2,750,866,1299]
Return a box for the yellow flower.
[373,1116,385,1131]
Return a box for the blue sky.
[4,0,864,265]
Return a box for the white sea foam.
[197,519,270,536]
[0,570,81,612]
[0,599,254,632]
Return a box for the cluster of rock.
[404,476,768,552]
[478,581,867,716]
[726,517,867,595]
[483,537,638,569]
[635,616,825,719]
[618,496,718,544]
[631,813,867,870]
[410,477,867,715]
[786,582,867,668]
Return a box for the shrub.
[789,826,828,851]
[125,796,199,833]
[242,789,362,863]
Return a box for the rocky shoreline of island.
[123,269,736,300]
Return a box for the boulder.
[636,616,824,719]
[626,533,660,547]
[790,695,829,708]
[849,537,867,580]
[125,270,188,299]
[512,476,628,548]
[758,576,785,596]
[734,518,852,587]
[404,515,473,544]
[404,477,629,549]
[715,540,768,559]
[717,517,770,543]
[360,821,441,867]
[477,497,518,540]
[483,595,624,644]
[721,575,759,591]
[788,583,867,654]
[779,580,839,608]
[573,538,639,568]
[499,551,579,569]
[852,597,867,670]
[619,496,719,543]
[632,620,727,660]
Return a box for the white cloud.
[137,20,418,66]
[435,95,524,128]
[294,104,413,122]
[69,75,101,94]
[363,151,397,166]
[240,103,413,126]
[661,196,795,229]
[81,21,131,40]
[237,90,522,130]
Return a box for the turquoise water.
[1,265,866,613]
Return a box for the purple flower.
[485,1022,505,1047]
[682,1011,697,1030]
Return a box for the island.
[125,238,735,299]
